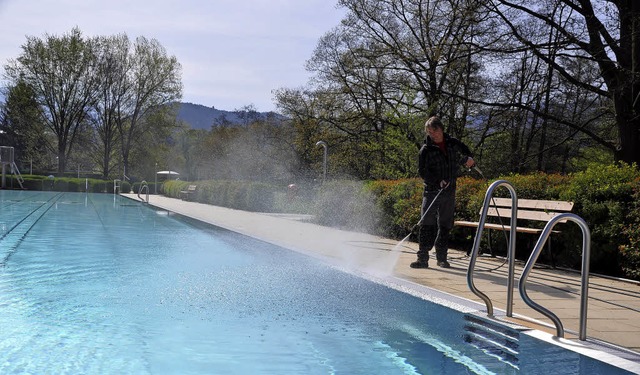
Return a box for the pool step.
[463,314,520,369]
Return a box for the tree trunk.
[57,149,66,176]
[614,0,640,165]
[615,110,640,164]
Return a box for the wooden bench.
[180,185,197,201]
[454,197,574,263]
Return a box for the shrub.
[499,172,571,200]
[454,176,490,221]
[162,179,280,212]
[271,182,317,215]
[312,180,382,233]
[246,182,280,212]
[163,180,188,197]
[367,179,423,238]
[561,163,640,276]
[5,175,118,193]
[619,178,640,280]
[88,179,110,193]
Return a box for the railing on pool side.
[466,180,518,318]
[519,213,591,340]
[137,181,149,203]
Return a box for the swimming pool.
[0,190,636,374]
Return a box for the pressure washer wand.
[467,164,486,180]
[473,165,485,179]
[411,182,449,231]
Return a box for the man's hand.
[439,180,449,189]
[464,157,475,168]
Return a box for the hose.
[410,182,449,232]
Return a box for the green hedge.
[364,179,423,238]
[311,180,382,233]
[162,179,284,212]
[560,163,640,276]
[5,175,127,193]
[620,178,640,280]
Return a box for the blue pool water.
[0,191,634,374]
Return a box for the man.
[411,116,475,269]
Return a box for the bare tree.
[274,0,633,178]
[4,28,100,174]
[115,36,182,180]
[481,0,640,164]
[88,34,130,178]
[278,0,486,179]
[309,0,484,140]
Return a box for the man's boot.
[410,225,437,269]
[435,227,451,268]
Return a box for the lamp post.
[315,140,328,183]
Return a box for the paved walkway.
[125,194,640,367]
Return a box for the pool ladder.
[10,161,25,189]
[113,179,122,194]
[466,180,592,341]
[463,315,520,369]
[137,180,150,203]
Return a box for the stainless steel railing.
[137,180,150,203]
[518,213,591,340]
[467,180,518,317]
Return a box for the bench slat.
[490,197,574,211]
[454,220,564,234]
[486,207,567,222]
[454,220,543,234]
[455,197,573,237]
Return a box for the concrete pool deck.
[124,194,640,359]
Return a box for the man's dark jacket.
[418,133,473,191]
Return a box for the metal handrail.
[11,162,24,189]
[518,213,591,340]
[113,179,121,194]
[466,180,518,317]
[138,180,149,203]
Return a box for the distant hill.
[176,102,286,130]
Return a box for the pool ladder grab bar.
[138,181,150,203]
[519,213,591,340]
[467,180,592,341]
[466,180,518,318]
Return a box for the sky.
[0,0,346,112]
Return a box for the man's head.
[425,116,444,143]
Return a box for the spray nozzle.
[473,165,485,179]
